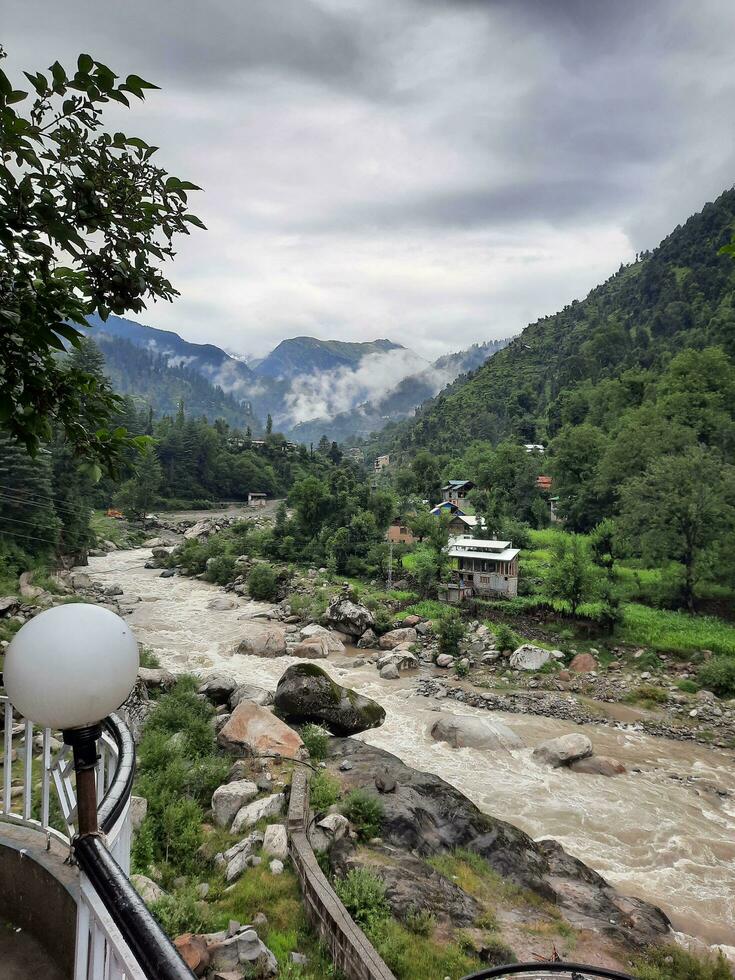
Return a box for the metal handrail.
[98,713,135,834]
[461,963,635,979]
[75,835,194,980]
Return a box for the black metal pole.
[63,723,102,837]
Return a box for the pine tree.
[0,431,60,555]
[266,414,273,436]
[117,443,163,520]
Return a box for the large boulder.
[430,715,523,751]
[217,701,304,758]
[292,636,330,659]
[378,627,418,650]
[533,733,593,768]
[331,842,479,927]
[0,596,20,618]
[173,933,210,977]
[207,927,278,976]
[377,650,418,673]
[324,738,670,949]
[324,595,374,638]
[300,624,345,653]
[235,622,287,658]
[262,823,289,860]
[211,780,258,827]
[274,663,385,735]
[509,644,554,670]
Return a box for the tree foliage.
[0,47,203,462]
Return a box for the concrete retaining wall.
[288,769,396,980]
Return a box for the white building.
[445,537,520,599]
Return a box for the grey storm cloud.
[3,0,735,358]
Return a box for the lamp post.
[3,603,139,837]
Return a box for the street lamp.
[4,603,139,837]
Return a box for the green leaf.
[6,90,28,105]
[124,73,159,93]
[0,69,11,97]
[183,213,207,230]
[50,61,67,87]
[77,53,94,74]
[79,462,103,484]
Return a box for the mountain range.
[83,315,509,441]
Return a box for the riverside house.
[440,537,520,603]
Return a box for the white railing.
[76,874,147,980]
[0,694,129,854]
[0,693,143,979]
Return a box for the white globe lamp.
[3,603,139,835]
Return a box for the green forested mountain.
[376,188,735,455]
[95,335,262,433]
[250,336,405,379]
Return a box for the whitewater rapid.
[86,548,735,953]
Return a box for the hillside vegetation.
[375,187,735,455]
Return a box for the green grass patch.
[309,770,341,812]
[618,604,735,657]
[397,599,448,621]
[633,944,732,980]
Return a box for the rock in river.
[430,714,523,751]
[533,733,593,768]
[235,622,287,658]
[325,737,670,948]
[274,662,385,735]
[324,594,374,638]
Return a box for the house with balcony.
[440,537,520,603]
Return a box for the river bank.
[74,544,735,957]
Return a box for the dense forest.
[95,333,261,432]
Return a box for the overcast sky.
[5,0,735,359]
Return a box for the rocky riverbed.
[58,542,735,960]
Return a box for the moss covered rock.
[274,663,386,736]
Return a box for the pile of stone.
[173,920,278,978]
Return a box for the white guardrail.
[0,694,144,980]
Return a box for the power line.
[0,526,59,547]
[0,481,85,510]
[0,488,89,519]
[0,514,60,531]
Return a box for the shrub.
[372,606,393,635]
[309,770,341,812]
[624,684,668,707]
[493,622,519,653]
[248,563,279,600]
[134,678,229,877]
[334,869,389,928]
[697,656,735,698]
[404,906,435,936]
[341,789,384,840]
[677,679,699,694]
[474,937,517,968]
[454,659,470,678]
[150,885,216,935]
[436,609,466,656]
[633,944,732,980]
[204,554,236,585]
[300,723,330,762]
